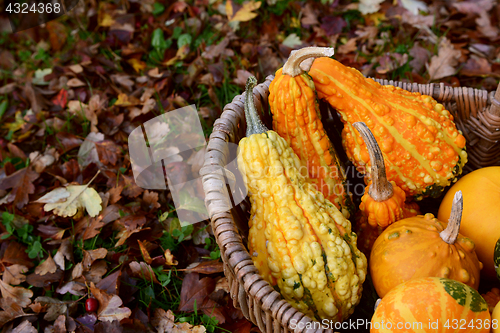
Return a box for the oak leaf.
[426,38,462,80]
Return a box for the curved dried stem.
[353,122,393,201]
[282,47,335,77]
[440,191,463,244]
[244,76,268,137]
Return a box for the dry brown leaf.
[83,248,108,270]
[67,78,86,87]
[84,261,108,284]
[476,11,500,40]
[138,240,153,265]
[338,38,358,54]
[2,265,28,285]
[90,284,132,323]
[426,38,461,80]
[35,254,57,276]
[0,167,39,209]
[453,0,494,15]
[152,308,206,333]
[129,261,159,283]
[301,3,318,27]
[164,249,178,266]
[0,298,27,327]
[12,320,37,333]
[53,238,73,271]
[34,296,68,321]
[0,242,34,268]
[142,190,160,210]
[0,279,33,307]
[72,262,83,280]
[56,281,86,296]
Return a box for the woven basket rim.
[201,75,500,332]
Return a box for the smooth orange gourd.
[371,277,491,333]
[306,51,467,201]
[370,191,482,298]
[438,166,500,281]
[269,47,354,217]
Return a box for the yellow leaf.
[230,1,261,23]
[36,172,102,218]
[225,0,234,21]
[114,94,132,106]
[127,58,146,73]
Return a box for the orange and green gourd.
[269,47,354,218]
[289,47,468,200]
[238,76,367,321]
[371,277,491,333]
[351,122,420,255]
[370,191,482,298]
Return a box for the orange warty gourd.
[269,47,354,218]
[304,49,467,201]
[370,191,482,298]
[438,166,500,281]
[351,122,420,255]
[371,277,491,333]
[493,301,500,333]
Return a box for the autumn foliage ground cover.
[0,0,499,332]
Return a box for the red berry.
[85,298,98,312]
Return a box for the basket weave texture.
[200,75,500,333]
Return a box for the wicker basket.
[200,74,500,333]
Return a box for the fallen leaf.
[55,132,83,153]
[0,242,33,268]
[0,298,27,327]
[36,173,103,218]
[183,261,223,275]
[138,240,153,264]
[2,265,28,285]
[301,3,318,27]
[232,69,253,86]
[226,0,261,23]
[72,263,83,280]
[84,260,108,283]
[178,273,217,312]
[52,88,68,109]
[26,270,63,288]
[78,132,105,167]
[95,140,121,166]
[453,0,494,15]
[34,254,57,276]
[96,270,121,295]
[476,11,500,40]
[0,167,39,209]
[398,0,428,15]
[83,248,108,269]
[426,37,462,80]
[29,147,58,173]
[56,281,86,295]
[164,249,178,266]
[338,38,358,54]
[282,33,302,48]
[75,205,120,240]
[127,58,146,73]
[90,284,132,323]
[34,296,68,321]
[359,0,384,14]
[152,308,207,333]
[11,320,37,333]
[53,238,73,271]
[460,55,492,76]
[129,261,159,283]
[142,190,160,210]
[53,314,67,333]
[0,279,33,307]
[321,16,347,36]
[409,42,431,73]
[67,78,86,88]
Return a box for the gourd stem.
[282,47,335,77]
[353,122,393,201]
[244,76,268,137]
[440,191,463,244]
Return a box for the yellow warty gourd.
[237,76,367,321]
